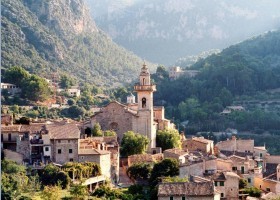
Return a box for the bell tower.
[134,63,157,150]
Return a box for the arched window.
[142,97,146,108]
[110,122,118,131]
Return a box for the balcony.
[134,85,156,91]
[30,139,43,145]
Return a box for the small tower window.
[142,97,146,108]
[143,78,145,85]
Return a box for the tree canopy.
[156,129,181,151]
[149,158,179,186]
[120,131,149,157]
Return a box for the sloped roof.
[164,148,188,156]
[1,125,22,132]
[20,124,45,133]
[229,155,246,163]
[192,137,213,144]
[78,148,110,155]
[128,153,163,164]
[46,123,80,139]
[92,101,138,117]
[158,181,215,197]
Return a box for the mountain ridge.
[1,0,152,88]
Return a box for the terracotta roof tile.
[46,124,80,139]
[20,124,45,133]
[158,181,215,197]
[1,125,21,132]
[78,148,110,155]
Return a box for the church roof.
[91,101,138,117]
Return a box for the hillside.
[86,0,280,64]
[152,30,280,143]
[1,0,151,88]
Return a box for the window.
[58,149,61,154]
[214,181,218,186]
[69,149,73,154]
[248,178,251,183]
[170,197,173,200]
[1,134,3,141]
[8,133,11,141]
[81,156,84,160]
[45,147,49,152]
[142,97,147,108]
[260,153,263,158]
[232,167,237,171]
[58,140,61,143]
[68,140,71,143]
[70,158,73,162]
[182,197,185,200]
[221,193,224,198]
[220,181,224,186]
[266,188,270,192]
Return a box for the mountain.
[85,0,280,65]
[1,0,151,88]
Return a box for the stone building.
[212,171,240,199]
[163,148,189,164]
[90,64,174,151]
[157,181,220,200]
[47,123,80,164]
[215,136,254,153]
[78,136,119,181]
[183,137,214,154]
[1,83,21,95]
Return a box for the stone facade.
[183,137,214,154]
[52,139,79,164]
[78,149,111,178]
[90,64,174,151]
[216,136,254,153]
[254,177,280,194]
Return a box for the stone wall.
[91,102,134,142]
[16,137,30,159]
[254,177,280,194]
[53,139,78,164]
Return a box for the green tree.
[239,178,248,189]
[92,123,103,136]
[127,163,152,182]
[39,164,70,189]
[3,66,29,85]
[40,185,61,200]
[241,187,261,197]
[67,105,86,119]
[22,75,51,101]
[149,158,179,186]
[59,75,75,89]
[67,98,76,106]
[121,131,149,157]
[70,184,88,200]
[156,129,181,151]
[1,160,29,199]
[162,176,188,183]
[103,130,116,136]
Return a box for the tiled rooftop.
[158,181,215,197]
[1,125,22,132]
[46,123,80,139]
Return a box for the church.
[90,63,175,152]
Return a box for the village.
[1,64,280,200]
